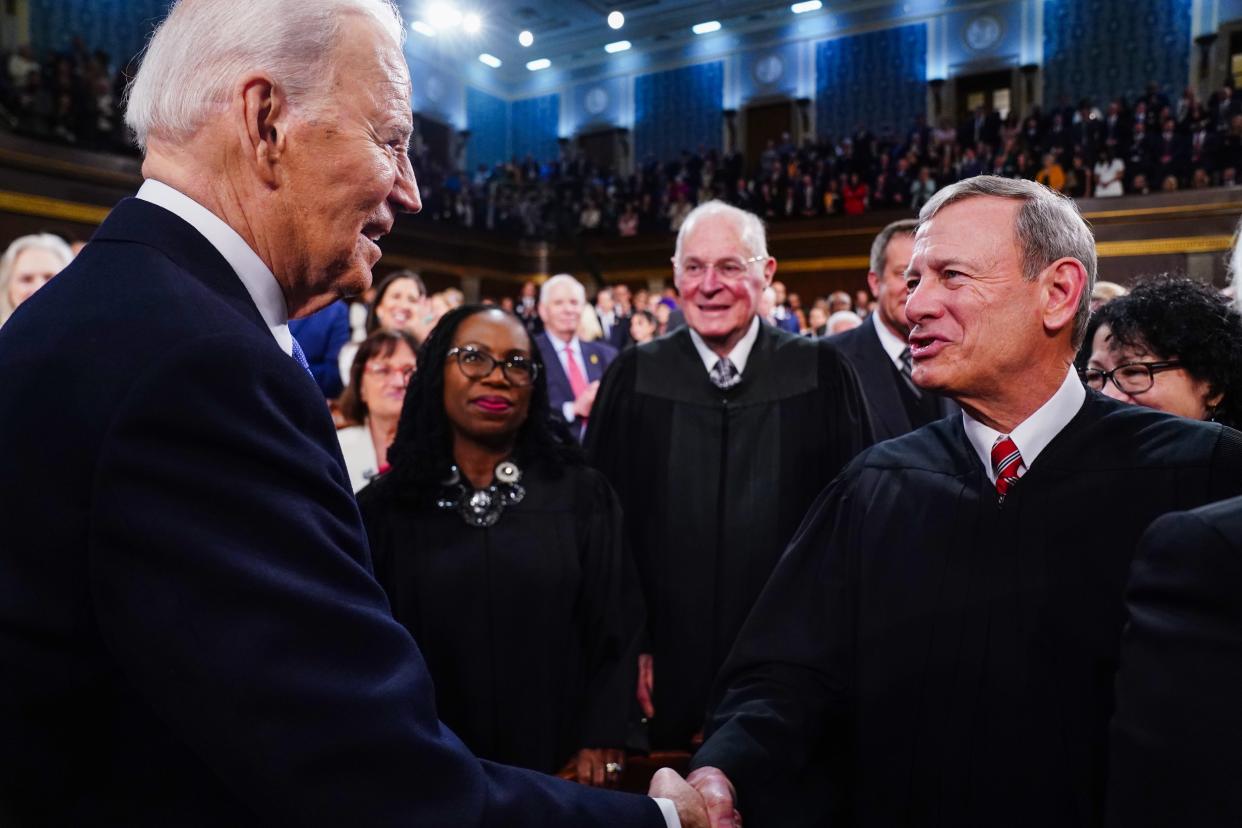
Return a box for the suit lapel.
[857,321,914,439]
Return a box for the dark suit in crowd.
[0,198,665,827]
[1107,494,1242,828]
[536,331,618,442]
[828,316,956,441]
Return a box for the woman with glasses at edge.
[336,330,418,492]
[356,305,643,789]
[1080,276,1242,429]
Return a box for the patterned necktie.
[898,347,922,399]
[711,357,741,390]
[990,435,1025,499]
[290,337,313,378]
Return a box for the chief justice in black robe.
[586,202,873,750]
[360,306,642,785]
[688,178,1242,826]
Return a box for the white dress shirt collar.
[688,315,762,376]
[870,310,908,370]
[962,367,1087,483]
[136,179,292,355]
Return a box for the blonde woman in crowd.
[0,233,73,327]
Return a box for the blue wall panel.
[29,0,171,65]
[1042,0,1192,106]
[634,61,723,163]
[406,51,466,130]
[815,24,928,140]
[465,87,508,172]
[509,94,560,162]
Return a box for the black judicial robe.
[692,393,1242,827]
[357,463,641,775]
[585,323,873,748]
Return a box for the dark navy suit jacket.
[828,316,957,442]
[1107,494,1242,827]
[0,198,664,828]
[289,299,350,398]
[536,331,617,442]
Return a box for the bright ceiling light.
[791,0,823,12]
[462,12,482,33]
[604,39,631,53]
[426,2,462,29]
[518,30,534,47]
[410,20,436,36]
[526,57,551,71]
[691,20,721,34]
[607,10,625,29]
[478,53,502,68]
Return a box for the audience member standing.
[336,330,417,491]
[535,274,618,442]
[587,201,872,751]
[0,233,73,328]
[686,177,1242,827]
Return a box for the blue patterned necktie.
[290,337,313,378]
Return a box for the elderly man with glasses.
[586,200,873,757]
[685,176,1242,827]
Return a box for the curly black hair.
[1093,275,1242,428]
[379,304,582,505]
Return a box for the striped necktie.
[898,347,922,399]
[990,435,1024,499]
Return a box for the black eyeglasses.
[1080,360,1183,395]
[446,346,539,387]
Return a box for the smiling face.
[374,277,425,333]
[275,15,420,313]
[1088,323,1219,420]
[868,232,915,339]
[443,310,534,447]
[358,339,416,422]
[904,196,1046,404]
[538,279,585,342]
[7,247,65,310]
[674,216,774,353]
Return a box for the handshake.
[648,766,740,828]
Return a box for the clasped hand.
[648,766,740,828]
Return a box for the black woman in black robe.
[358,305,642,788]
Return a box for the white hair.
[827,310,863,334]
[673,200,769,264]
[539,273,586,305]
[0,233,74,324]
[124,0,404,151]
[1230,215,1242,314]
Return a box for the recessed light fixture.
[462,12,482,33]
[410,20,436,36]
[791,0,823,12]
[526,57,551,71]
[607,10,625,29]
[604,39,631,53]
[691,20,721,35]
[518,29,534,47]
[478,53,502,68]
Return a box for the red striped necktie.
[990,435,1024,498]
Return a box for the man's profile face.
[904,196,1042,401]
[539,281,584,340]
[279,16,419,308]
[675,218,769,345]
[868,233,914,338]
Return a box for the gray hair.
[918,175,1097,347]
[1229,215,1242,314]
[539,273,586,305]
[673,200,769,265]
[869,218,918,276]
[827,310,863,334]
[0,233,74,324]
[124,0,404,151]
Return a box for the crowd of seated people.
[411,80,1242,241]
[1,38,134,153]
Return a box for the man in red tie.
[687,176,1242,827]
[534,273,617,442]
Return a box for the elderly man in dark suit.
[829,218,955,441]
[535,273,618,442]
[0,1,709,826]
[1106,494,1242,828]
